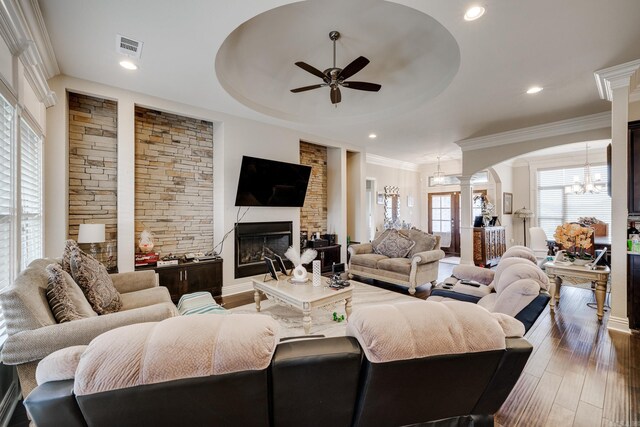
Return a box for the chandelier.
[564,144,604,195]
[432,156,445,186]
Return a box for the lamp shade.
[78,224,105,244]
[514,207,534,219]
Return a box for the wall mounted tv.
[234,156,312,207]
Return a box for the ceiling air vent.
[116,34,143,59]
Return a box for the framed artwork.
[273,254,289,276]
[503,192,513,214]
[377,192,384,205]
[264,256,278,280]
[407,195,415,207]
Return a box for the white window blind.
[20,119,42,269]
[0,95,13,291]
[537,165,611,238]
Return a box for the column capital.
[457,175,473,186]
[594,59,640,102]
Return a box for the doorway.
[428,190,487,256]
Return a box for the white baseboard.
[607,315,631,334]
[221,281,253,297]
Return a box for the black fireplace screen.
[235,221,293,278]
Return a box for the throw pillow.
[373,229,416,258]
[61,239,80,275]
[371,229,391,248]
[404,229,438,258]
[46,264,97,323]
[70,247,122,315]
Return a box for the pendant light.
[564,143,604,195]
[433,156,445,186]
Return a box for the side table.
[543,261,610,321]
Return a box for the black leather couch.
[25,335,532,427]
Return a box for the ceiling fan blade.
[342,81,382,92]
[330,86,341,104]
[338,56,370,80]
[290,84,326,93]
[295,61,327,80]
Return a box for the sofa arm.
[110,270,157,294]
[412,249,445,265]
[1,303,178,365]
[348,243,373,255]
[451,265,495,285]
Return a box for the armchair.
[0,258,178,398]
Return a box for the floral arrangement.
[553,223,594,260]
[577,217,604,226]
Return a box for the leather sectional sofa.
[25,300,532,427]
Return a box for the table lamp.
[514,207,534,246]
[78,223,105,260]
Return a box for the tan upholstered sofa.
[0,258,179,398]
[348,229,445,295]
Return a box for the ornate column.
[459,175,474,265]
[594,59,640,333]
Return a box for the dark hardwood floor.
[10,260,640,426]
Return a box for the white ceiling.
[38,0,640,163]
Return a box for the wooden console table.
[473,226,506,267]
[544,261,610,321]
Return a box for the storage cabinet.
[306,245,341,273]
[627,254,640,330]
[137,259,223,303]
[628,120,640,214]
[473,227,506,267]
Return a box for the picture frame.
[503,192,513,214]
[473,216,484,227]
[377,192,384,205]
[273,254,289,276]
[407,195,415,208]
[263,256,278,281]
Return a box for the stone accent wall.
[135,107,214,256]
[300,141,327,236]
[68,93,117,264]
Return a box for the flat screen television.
[234,156,312,207]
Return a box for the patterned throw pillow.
[62,239,80,275]
[373,229,416,258]
[46,264,97,323]
[69,247,122,315]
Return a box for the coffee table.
[251,277,353,335]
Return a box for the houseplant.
[553,223,594,264]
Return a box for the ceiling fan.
[290,31,382,105]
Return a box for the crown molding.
[456,112,611,152]
[0,0,58,106]
[594,58,640,102]
[366,153,420,172]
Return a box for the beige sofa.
[348,229,445,295]
[0,258,179,398]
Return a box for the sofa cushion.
[45,264,97,323]
[402,229,438,258]
[350,254,387,269]
[70,247,122,315]
[371,229,392,249]
[120,287,174,311]
[74,313,280,396]
[346,300,524,363]
[377,258,412,275]
[373,229,415,258]
[36,345,88,386]
[61,240,79,275]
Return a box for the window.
[0,94,13,290]
[20,119,43,268]
[537,165,611,238]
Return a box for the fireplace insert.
[235,221,293,278]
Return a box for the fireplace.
[235,221,293,278]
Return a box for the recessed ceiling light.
[368,133,377,139]
[526,86,543,94]
[119,60,138,70]
[464,6,485,21]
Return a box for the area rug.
[229,281,416,338]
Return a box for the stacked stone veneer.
[134,107,214,256]
[299,141,327,237]
[68,93,117,264]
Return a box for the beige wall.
[631,100,640,121]
[365,162,421,233]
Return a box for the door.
[428,192,459,255]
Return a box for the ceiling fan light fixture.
[464,6,486,21]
